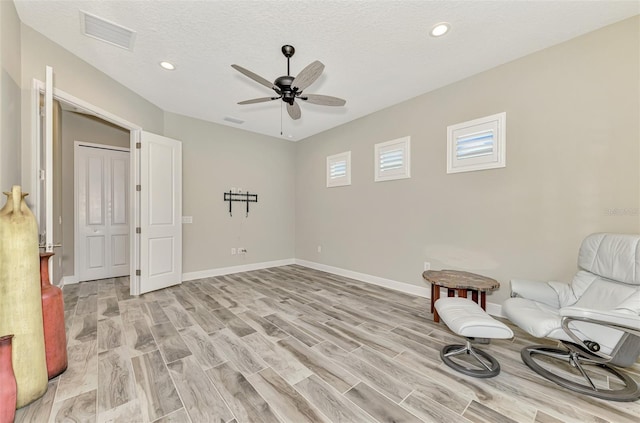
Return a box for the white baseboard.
[294,259,432,298]
[294,259,504,317]
[61,275,79,286]
[182,258,296,282]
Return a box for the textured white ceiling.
[14,1,639,141]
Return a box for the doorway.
[74,142,130,282]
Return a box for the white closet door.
[76,144,130,281]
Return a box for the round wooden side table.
[422,269,500,322]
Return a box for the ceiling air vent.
[224,117,245,125]
[80,11,136,51]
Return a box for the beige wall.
[0,0,21,192]
[295,16,640,305]
[60,111,130,278]
[164,112,296,274]
[19,23,164,203]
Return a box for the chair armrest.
[510,279,560,308]
[560,307,640,335]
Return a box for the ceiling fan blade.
[300,94,346,107]
[238,97,280,105]
[287,102,301,120]
[291,60,324,92]
[231,64,275,90]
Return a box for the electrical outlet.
[231,248,236,255]
[238,247,247,254]
[317,245,322,253]
[424,261,431,271]
[182,216,193,224]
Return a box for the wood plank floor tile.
[143,301,170,325]
[242,332,313,385]
[76,294,98,315]
[97,346,136,413]
[277,337,359,394]
[14,379,58,423]
[264,313,321,347]
[131,349,183,422]
[210,328,267,374]
[160,300,195,330]
[247,367,330,423]
[237,310,290,341]
[97,316,125,353]
[150,322,192,363]
[97,297,120,320]
[324,319,404,358]
[56,340,98,402]
[462,400,520,423]
[294,375,377,423]
[206,361,281,423]
[295,318,361,352]
[186,306,226,334]
[167,355,234,423]
[152,408,190,423]
[49,389,97,423]
[535,410,571,423]
[178,325,226,370]
[314,341,412,402]
[123,318,158,357]
[345,382,422,423]
[68,313,98,345]
[400,388,472,423]
[97,399,144,423]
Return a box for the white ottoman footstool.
[435,297,513,378]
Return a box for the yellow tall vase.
[0,186,47,408]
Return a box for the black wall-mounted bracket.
[224,191,258,217]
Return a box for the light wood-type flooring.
[15,265,640,422]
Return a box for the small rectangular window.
[375,136,410,182]
[326,151,351,187]
[447,112,506,173]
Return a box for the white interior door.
[139,131,182,294]
[76,143,130,281]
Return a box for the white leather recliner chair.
[503,233,640,401]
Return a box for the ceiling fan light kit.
[232,45,346,120]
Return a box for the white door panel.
[76,144,130,281]
[139,131,182,294]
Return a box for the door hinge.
[136,185,141,191]
[136,270,141,276]
[136,227,141,234]
[136,142,141,149]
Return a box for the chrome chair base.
[521,344,640,402]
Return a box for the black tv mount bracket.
[224,191,258,217]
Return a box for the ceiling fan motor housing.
[275,75,297,104]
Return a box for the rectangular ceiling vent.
[80,11,136,51]
[224,116,245,125]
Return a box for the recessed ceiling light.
[430,22,450,37]
[160,61,175,70]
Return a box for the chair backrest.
[578,233,640,285]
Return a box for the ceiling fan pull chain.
[280,102,283,136]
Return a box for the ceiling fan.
[232,45,346,120]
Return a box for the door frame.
[74,141,131,283]
[30,79,144,294]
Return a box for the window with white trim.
[374,136,410,182]
[326,151,351,187]
[447,112,506,174]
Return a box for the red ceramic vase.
[0,334,17,423]
[40,253,68,379]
